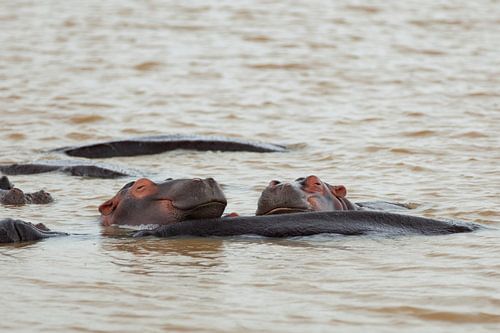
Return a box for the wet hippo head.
[0,188,28,205]
[256,175,357,215]
[98,177,227,226]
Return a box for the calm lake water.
[1,0,499,332]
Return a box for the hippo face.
[256,175,355,215]
[99,178,227,226]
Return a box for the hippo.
[0,176,53,205]
[52,134,287,158]
[0,219,67,243]
[133,211,479,238]
[0,160,136,179]
[99,177,227,226]
[256,175,411,215]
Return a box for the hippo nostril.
[269,180,281,186]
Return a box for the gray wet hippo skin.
[99,177,227,226]
[0,211,481,243]
[0,160,135,179]
[134,211,480,238]
[0,177,53,205]
[0,219,67,243]
[53,134,287,158]
[256,175,410,215]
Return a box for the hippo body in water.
[0,176,53,205]
[0,219,67,243]
[134,211,478,238]
[0,211,480,243]
[0,160,135,179]
[256,175,411,215]
[53,134,287,158]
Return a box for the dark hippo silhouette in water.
[0,160,136,179]
[0,219,67,243]
[53,134,287,158]
[0,176,13,190]
[0,176,53,205]
[256,175,411,215]
[98,177,227,226]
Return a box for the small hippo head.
[256,175,356,215]
[0,188,28,205]
[99,177,227,226]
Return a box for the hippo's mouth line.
[173,200,227,211]
[263,207,310,215]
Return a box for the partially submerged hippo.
[53,134,287,158]
[256,175,411,215]
[0,160,135,179]
[0,219,66,243]
[99,177,227,226]
[0,176,53,205]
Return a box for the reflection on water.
[1,0,500,332]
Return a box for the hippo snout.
[3,188,27,205]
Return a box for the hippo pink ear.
[98,198,117,216]
[329,185,347,198]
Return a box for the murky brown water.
[1,0,500,332]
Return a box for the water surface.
[1,1,499,332]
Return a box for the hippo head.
[98,177,227,226]
[256,175,356,215]
[0,188,28,205]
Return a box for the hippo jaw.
[181,201,228,220]
[256,181,313,216]
[260,206,311,216]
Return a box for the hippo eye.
[121,181,135,190]
[295,177,305,182]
